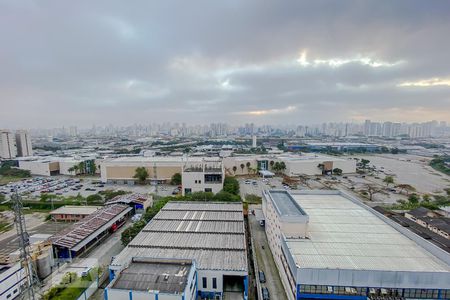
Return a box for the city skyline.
[1,1,450,127]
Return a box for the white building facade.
[0,130,17,159]
[15,130,33,157]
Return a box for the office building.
[15,130,33,157]
[262,189,450,300]
[108,202,248,300]
[0,130,17,159]
[181,159,224,195]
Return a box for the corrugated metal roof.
[50,204,130,249]
[286,193,450,272]
[111,202,247,272]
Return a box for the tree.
[332,168,343,176]
[408,193,420,205]
[246,162,251,173]
[223,176,240,195]
[396,184,416,195]
[361,184,385,201]
[171,173,182,185]
[133,167,149,183]
[232,166,237,174]
[86,194,103,204]
[383,176,394,187]
[360,159,370,170]
[68,165,78,175]
[269,161,274,170]
[273,162,281,174]
[213,191,241,202]
[422,194,431,202]
[279,162,286,173]
[240,163,245,173]
[78,161,86,175]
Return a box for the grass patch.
[430,156,450,176]
[0,220,12,232]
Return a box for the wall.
[182,171,223,196]
[223,157,258,176]
[0,263,26,300]
[18,160,53,176]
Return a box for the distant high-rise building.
[252,135,257,147]
[15,130,33,157]
[0,130,17,159]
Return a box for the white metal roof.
[50,205,101,215]
[286,193,450,273]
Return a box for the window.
[195,180,198,184]
[212,277,217,289]
[185,188,192,195]
[202,277,207,289]
[205,188,212,193]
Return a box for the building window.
[202,277,207,289]
[185,188,192,195]
[195,180,198,184]
[205,188,212,193]
[212,277,217,289]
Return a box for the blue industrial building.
[262,190,450,300]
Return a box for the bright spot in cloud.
[397,77,450,87]
[296,50,403,68]
[236,105,297,116]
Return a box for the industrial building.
[51,204,132,260]
[106,258,197,300]
[223,153,356,176]
[181,159,224,195]
[262,189,450,300]
[107,202,248,300]
[49,205,101,222]
[0,263,26,300]
[405,207,450,240]
[106,193,152,213]
[17,156,97,176]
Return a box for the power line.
[12,190,40,300]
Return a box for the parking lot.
[239,177,284,199]
[0,176,179,201]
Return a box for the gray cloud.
[0,0,450,128]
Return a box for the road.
[248,205,287,300]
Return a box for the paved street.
[248,205,287,300]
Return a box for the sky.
[1,0,450,128]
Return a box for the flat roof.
[267,190,307,218]
[50,204,132,251]
[285,191,450,273]
[112,260,191,293]
[111,202,247,272]
[50,205,101,215]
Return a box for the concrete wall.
[18,160,54,176]
[103,165,182,182]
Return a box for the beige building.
[100,156,196,184]
[18,158,60,176]
[223,153,356,177]
[15,130,33,157]
[181,159,224,195]
[0,129,17,159]
[50,205,101,222]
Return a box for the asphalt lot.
[248,205,287,300]
[239,177,284,199]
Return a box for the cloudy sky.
[1,0,450,128]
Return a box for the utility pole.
[153,163,158,193]
[12,190,40,300]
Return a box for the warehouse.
[106,193,153,213]
[262,189,450,300]
[49,205,100,222]
[99,156,223,185]
[107,202,248,300]
[50,204,132,260]
[223,153,356,176]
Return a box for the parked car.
[262,287,270,300]
[259,271,266,283]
